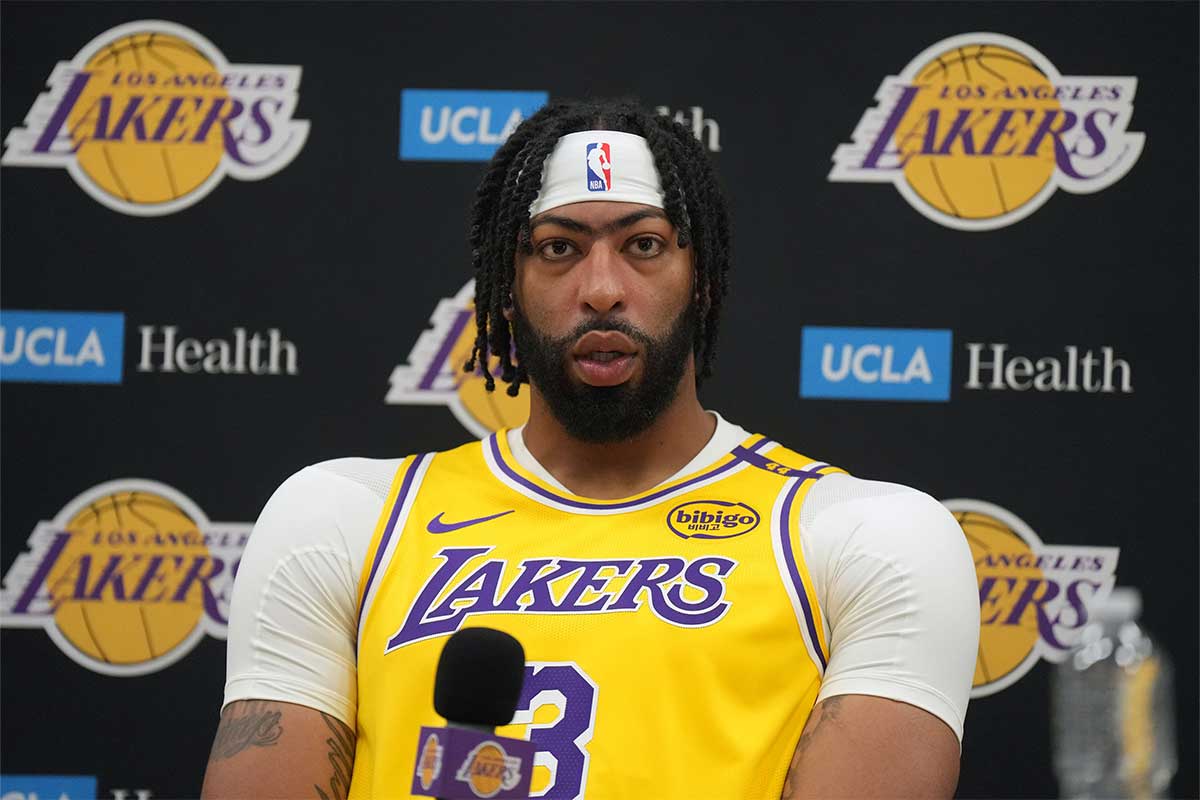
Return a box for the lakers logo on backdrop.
[385,280,530,438]
[830,33,1144,230]
[0,479,250,675]
[943,498,1119,696]
[1,20,309,216]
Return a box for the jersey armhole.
[769,463,843,674]
[355,457,412,620]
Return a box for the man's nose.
[576,242,626,316]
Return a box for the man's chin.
[552,393,655,444]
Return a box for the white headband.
[528,130,665,216]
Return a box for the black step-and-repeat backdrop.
[2,3,1196,799]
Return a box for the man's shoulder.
[299,456,406,500]
[741,429,947,529]
[256,458,404,525]
[798,469,960,550]
[802,471,940,516]
[291,438,487,500]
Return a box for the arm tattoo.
[780,696,844,800]
[209,701,284,761]
[313,713,355,800]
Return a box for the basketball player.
[201,99,979,799]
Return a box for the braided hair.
[463,98,732,396]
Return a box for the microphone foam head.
[433,627,526,727]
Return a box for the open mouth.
[585,351,625,363]
[572,331,638,386]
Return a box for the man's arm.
[781,478,980,798]
[205,463,388,798]
[201,700,355,800]
[780,694,960,799]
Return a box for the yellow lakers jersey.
[349,431,843,800]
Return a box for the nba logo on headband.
[585,142,612,192]
[528,131,661,216]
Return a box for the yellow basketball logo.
[386,280,530,438]
[831,33,1144,230]
[454,741,522,798]
[2,21,309,216]
[417,732,444,790]
[942,498,1119,696]
[0,479,252,676]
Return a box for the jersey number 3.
[507,662,598,800]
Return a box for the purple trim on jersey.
[731,445,827,480]
[357,452,430,627]
[488,434,773,511]
[779,475,828,670]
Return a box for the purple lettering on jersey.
[492,559,560,611]
[386,546,491,649]
[555,559,634,612]
[606,558,686,612]
[384,547,740,652]
[428,560,504,619]
[665,557,737,625]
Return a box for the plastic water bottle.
[1051,587,1177,799]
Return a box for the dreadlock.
[463,98,733,397]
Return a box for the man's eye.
[539,240,576,259]
[628,236,664,257]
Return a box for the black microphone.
[413,628,534,799]
[434,627,526,731]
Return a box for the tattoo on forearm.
[780,696,844,800]
[313,712,355,800]
[209,701,284,761]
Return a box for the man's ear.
[502,290,514,322]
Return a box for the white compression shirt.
[223,413,980,742]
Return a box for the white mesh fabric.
[314,457,403,501]
[800,473,909,532]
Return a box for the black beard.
[511,301,698,444]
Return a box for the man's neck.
[520,377,715,500]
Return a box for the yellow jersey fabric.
[349,430,843,800]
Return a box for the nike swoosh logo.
[426,509,514,534]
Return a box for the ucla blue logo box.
[0,774,98,800]
[0,310,124,384]
[800,326,952,402]
[400,89,548,161]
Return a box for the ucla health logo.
[830,33,1143,230]
[0,479,249,676]
[2,20,309,216]
[800,326,952,402]
[0,310,124,384]
[585,142,612,191]
[400,89,547,161]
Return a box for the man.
[201,99,979,800]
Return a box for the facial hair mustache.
[510,300,698,444]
